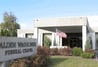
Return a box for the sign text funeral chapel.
[0,37,37,62]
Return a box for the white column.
[34,28,38,46]
[57,36,59,46]
[38,31,43,46]
[59,37,62,47]
[58,36,62,48]
[92,32,96,50]
[51,33,54,47]
[55,34,59,47]
[82,26,87,51]
[40,33,43,46]
[50,33,56,48]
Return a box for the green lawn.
[50,56,98,67]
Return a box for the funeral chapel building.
[17,16,98,51]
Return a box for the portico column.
[92,32,96,50]
[55,34,60,48]
[34,27,38,46]
[82,25,87,51]
[59,37,62,47]
[56,35,59,46]
[51,33,54,47]
[40,33,43,46]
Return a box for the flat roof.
[34,16,87,27]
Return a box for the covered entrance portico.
[37,25,87,51]
[34,17,87,51]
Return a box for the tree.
[0,12,20,36]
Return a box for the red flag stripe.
[56,29,67,38]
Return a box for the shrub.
[49,48,58,55]
[37,46,50,56]
[81,49,95,59]
[58,47,72,56]
[31,55,50,67]
[9,53,51,67]
[9,58,29,67]
[81,52,95,58]
[72,47,82,56]
[37,46,72,56]
[37,46,45,55]
[85,49,95,54]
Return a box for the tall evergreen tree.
[0,12,20,36]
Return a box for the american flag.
[56,29,67,38]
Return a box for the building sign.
[0,37,37,62]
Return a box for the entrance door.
[70,37,82,48]
[62,33,82,48]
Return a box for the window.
[25,33,33,38]
[43,33,52,46]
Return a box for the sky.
[0,0,98,29]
